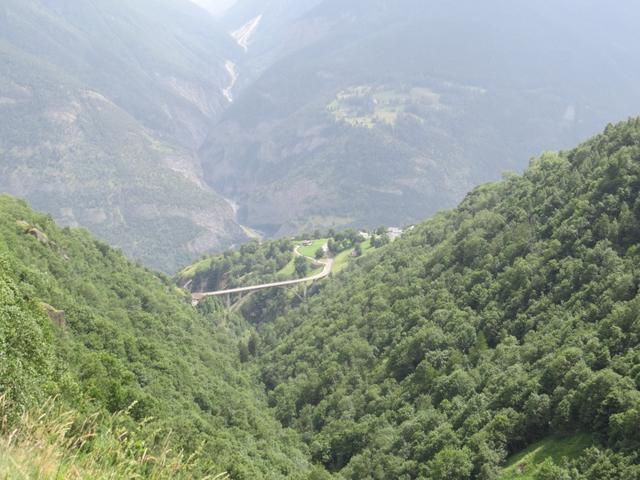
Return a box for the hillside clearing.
[499,434,594,480]
[297,238,328,258]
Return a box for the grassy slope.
[180,237,331,290]
[177,239,296,293]
[280,237,373,278]
[0,397,229,480]
[298,239,328,258]
[332,239,375,274]
[182,235,374,288]
[278,256,321,279]
[277,257,296,278]
[360,239,374,254]
[499,434,594,480]
[332,249,353,274]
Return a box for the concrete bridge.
[191,250,333,307]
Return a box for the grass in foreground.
[0,396,227,480]
[499,434,594,480]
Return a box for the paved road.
[192,246,333,303]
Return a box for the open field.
[499,434,594,480]
[332,249,353,274]
[327,85,441,128]
[278,255,322,278]
[297,238,328,258]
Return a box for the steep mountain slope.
[0,0,248,271]
[0,194,311,479]
[252,119,640,478]
[202,0,640,236]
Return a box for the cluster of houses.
[301,225,415,249]
[360,226,411,241]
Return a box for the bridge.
[191,248,333,307]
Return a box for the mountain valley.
[2,119,640,478]
[1,2,640,479]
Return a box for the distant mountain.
[220,0,329,80]
[0,0,248,271]
[3,0,640,270]
[202,0,640,236]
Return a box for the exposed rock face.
[27,228,49,244]
[15,220,30,230]
[42,303,65,328]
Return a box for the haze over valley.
[2,0,639,269]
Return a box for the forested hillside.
[2,0,640,477]
[0,195,311,479]
[250,119,640,478]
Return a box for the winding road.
[191,245,333,304]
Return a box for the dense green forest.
[0,195,311,478]
[248,119,640,479]
[2,119,640,478]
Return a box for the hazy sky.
[189,0,237,15]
